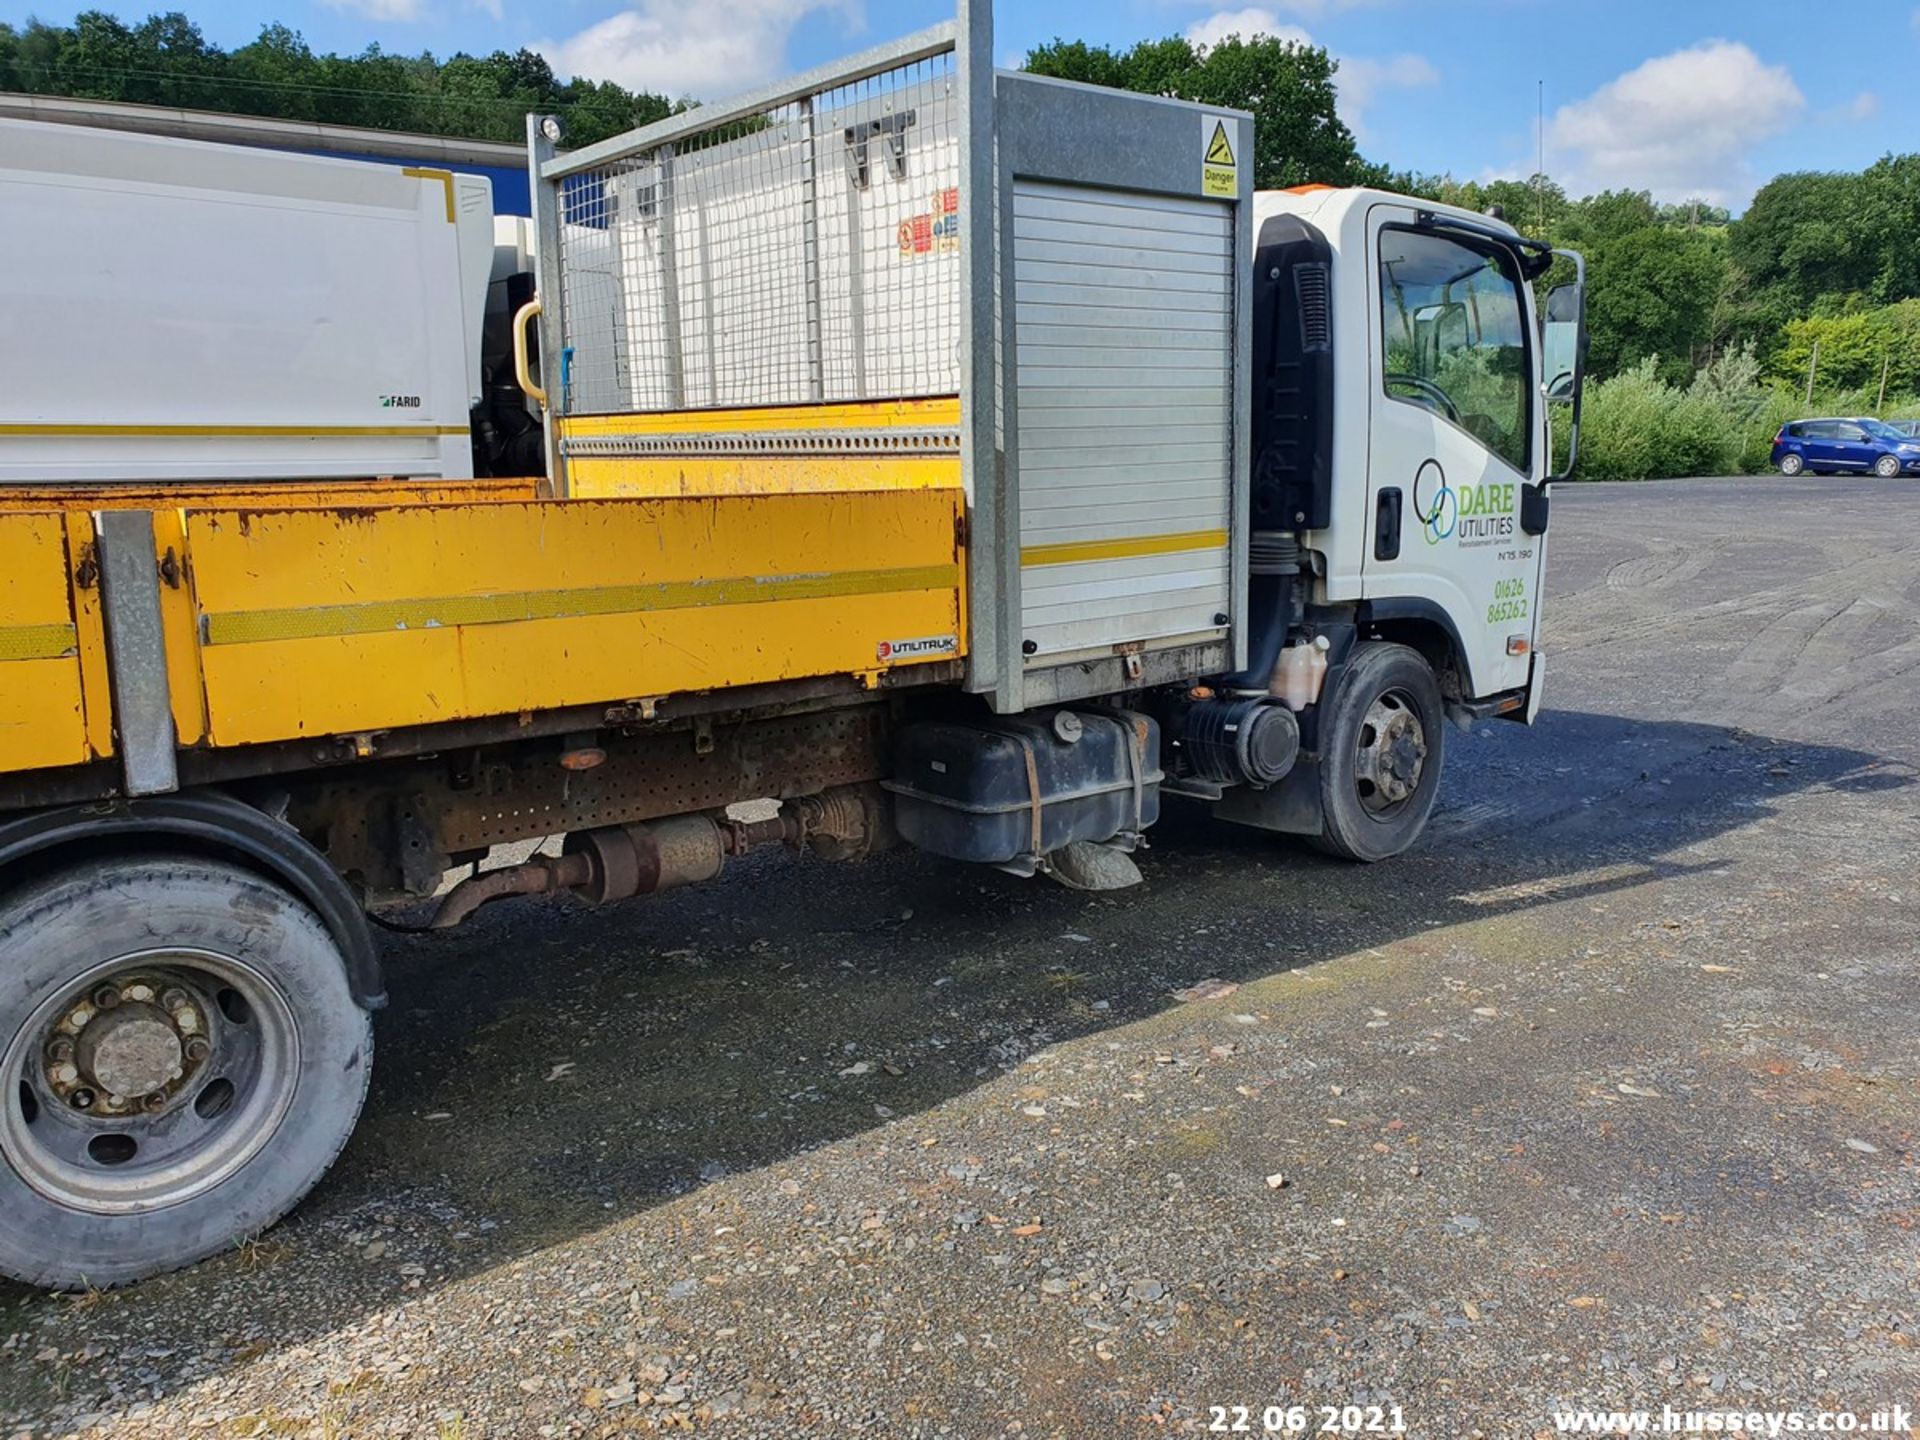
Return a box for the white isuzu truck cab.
[1197,183,1584,857]
[1259,186,1571,708]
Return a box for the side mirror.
[1542,252,1588,483]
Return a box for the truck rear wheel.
[0,857,371,1289]
[1311,642,1446,862]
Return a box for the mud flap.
[1208,756,1326,836]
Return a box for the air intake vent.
[1294,262,1331,353]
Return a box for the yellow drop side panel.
[561,398,961,499]
[186,490,967,746]
[0,513,91,773]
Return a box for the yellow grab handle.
[513,298,546,407]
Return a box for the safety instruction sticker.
[1202,116,1237,197]
[898,187,961,258]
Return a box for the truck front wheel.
[0,857,371,1289]
[1311,642,1446,862]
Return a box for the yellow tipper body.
[0,401,968,775]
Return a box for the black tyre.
[1778,453,1804,477]
[1874,454,1901,478]
[0,857,371,1289]
[1311,642,1446,862]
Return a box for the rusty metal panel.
[288,704,892,896]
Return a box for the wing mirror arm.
[1522,249,1586,538]
[1542,247,1589,488]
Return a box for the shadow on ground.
[0,707,1908,1419]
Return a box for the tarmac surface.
[3,475,1918,1438]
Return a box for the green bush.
[1571,357,1741,480]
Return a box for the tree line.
[0,10,676,145]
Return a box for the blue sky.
[7,0,1916,208]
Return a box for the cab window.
[1379,228,1532,475]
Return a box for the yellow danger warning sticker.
[1202,116,1236,197]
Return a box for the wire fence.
[554,51,962,416]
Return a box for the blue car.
[1772,417,1920,477]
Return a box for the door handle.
[1374,487,1402,560]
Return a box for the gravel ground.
[2,475,1917,1439]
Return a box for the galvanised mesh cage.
[554,52,961,416]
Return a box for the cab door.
[1362,206,1543,700]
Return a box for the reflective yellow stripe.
[401,166,457,223]
[0,622,78,662]
[203,562,962,646]
[0,424,468,438]
[1021,528,1229,568]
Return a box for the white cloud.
[470,0,503,19]
[1183,8,1435,137]
[543,0,859,98]
[1184,9,1313,52]
[323,0,426,21]
[1335,51,1437,128]
[1547,40,1804,207]
[1848,89,1880,121]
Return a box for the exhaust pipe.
[428,786,888,929]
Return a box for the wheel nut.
[70,1088,95,1110]
[143,1091,168,1113]
[161,988,190,1011]
[46,1036,75,1065]
[183,1036,211,1064]
[92,985,122,1010]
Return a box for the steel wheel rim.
[1781,455,1803,475]
[1353,687,1429,819]
[1,948,299,1215]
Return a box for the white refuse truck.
[0,0,1586,1287]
